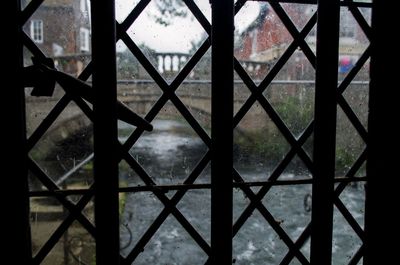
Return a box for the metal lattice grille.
[7,0,394,264]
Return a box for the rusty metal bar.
[310,1,340,264]
[3,0,32,263]
[211,0,234,263]
[91,0,120,264]
[365,1,397,264]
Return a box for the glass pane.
[24,2,95,264]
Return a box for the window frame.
[30,19,43,43]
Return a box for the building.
[235,3,370,80]
[23,0,91,76]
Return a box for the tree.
[151,0,188,26]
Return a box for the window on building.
[30,20,43,43]
[80,27,90,52]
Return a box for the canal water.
[118,120,365,265]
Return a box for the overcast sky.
[115,0,260,52]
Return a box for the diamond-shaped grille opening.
[128,115,208,185]
[28,100,93,183]
[234,103,291,182]
[124,0,208,82]
[266,55,315,138]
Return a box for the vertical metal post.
[310,1,340,265]
[365,1,397,264]
[2,0,32,263]
[91,0,120,264]
[211,0,234,263]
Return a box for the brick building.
[235,3,370,80]
[23,0,91,76]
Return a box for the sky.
[115,0,260,53]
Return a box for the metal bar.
[90,0,120,264]
[211,0,234,263]
[29,176,367,197]
[364,1,397,264]
[310,1,340,264]
[3,0,32,263]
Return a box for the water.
[119,120,365,265]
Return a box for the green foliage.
[274,94,314,136]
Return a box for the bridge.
[27,50,353,166]
[25,78,272,146]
